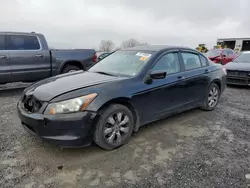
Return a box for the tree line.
[99,38,148,52]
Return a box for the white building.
[217,37,250,53]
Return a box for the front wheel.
[93,104,134,150]
[201,83,220,111]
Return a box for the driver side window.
[152,52,180,75]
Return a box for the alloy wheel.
[104,112,130,145]
[208,86,219,108]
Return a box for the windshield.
[89,50,154,77]
[233,52,250,63]
[206,50,222,57]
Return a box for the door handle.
[204,69,210,74]
[0,55,7,59]
[177,76,185,80]
[35,54,43,57]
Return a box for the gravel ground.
[0,83,249,188]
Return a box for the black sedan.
[17,45,227,150]
[224,51,250,86]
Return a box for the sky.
[1,0,250,49]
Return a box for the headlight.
[222,67,227,75]
[44,93,97,115]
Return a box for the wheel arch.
[211,79,221,90]
[97,97,140,132]
[59,60,84,73]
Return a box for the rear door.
[0,34,11,84]
[6,34,50,82]
[179,50,210,106]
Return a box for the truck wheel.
[62,65,81,74]
[93,104,134,150]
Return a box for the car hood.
[25,71,124,101]
[224,62,250,71]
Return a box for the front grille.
[227,78,247,85]
[227,70,249,77]
[22,95,42,113]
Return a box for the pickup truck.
[0,32,97,84]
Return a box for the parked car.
[224,51,250,86]
[96,52,110,62]
[206,48,237,65]
[0,32,97,84]
[17,45,227,150]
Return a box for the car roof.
[122,45,194,52]
[0,31,42,35]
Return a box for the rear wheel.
[62,65,81,74]
[93,104,134,150]
[201,83,220,111]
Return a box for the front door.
[6,34,51,82]
[0,34,11,84]
[134,51,187,124]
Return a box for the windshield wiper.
[93,71,117,76]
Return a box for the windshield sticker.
[136,52,152,58]
[139,56,148,61]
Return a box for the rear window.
[7,35,40,50]
[207,50,222,57]
[0,35,5,50]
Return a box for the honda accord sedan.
[17,45,227,150]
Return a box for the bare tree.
[121,38,148,49]
[99,40,115,52]
[114,47,121,51]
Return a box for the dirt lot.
[0,84,249,188]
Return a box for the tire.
[93,104,134,150]
[61,65,81,74]
[201,83,220,111]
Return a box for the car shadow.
[0,83,31,96]
[41,108,203,155]
[14,107,208,172]
[133,108,202,136]
[0,87,25,97]
[226,84,249,90]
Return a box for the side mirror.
[150,70,166,79]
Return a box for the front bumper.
[227,76,250,86]
[17,102,97,148]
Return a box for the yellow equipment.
[196,44,208,53]
[214,42,227,49]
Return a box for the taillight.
[92,53,97,63]
[222,67,227,75]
